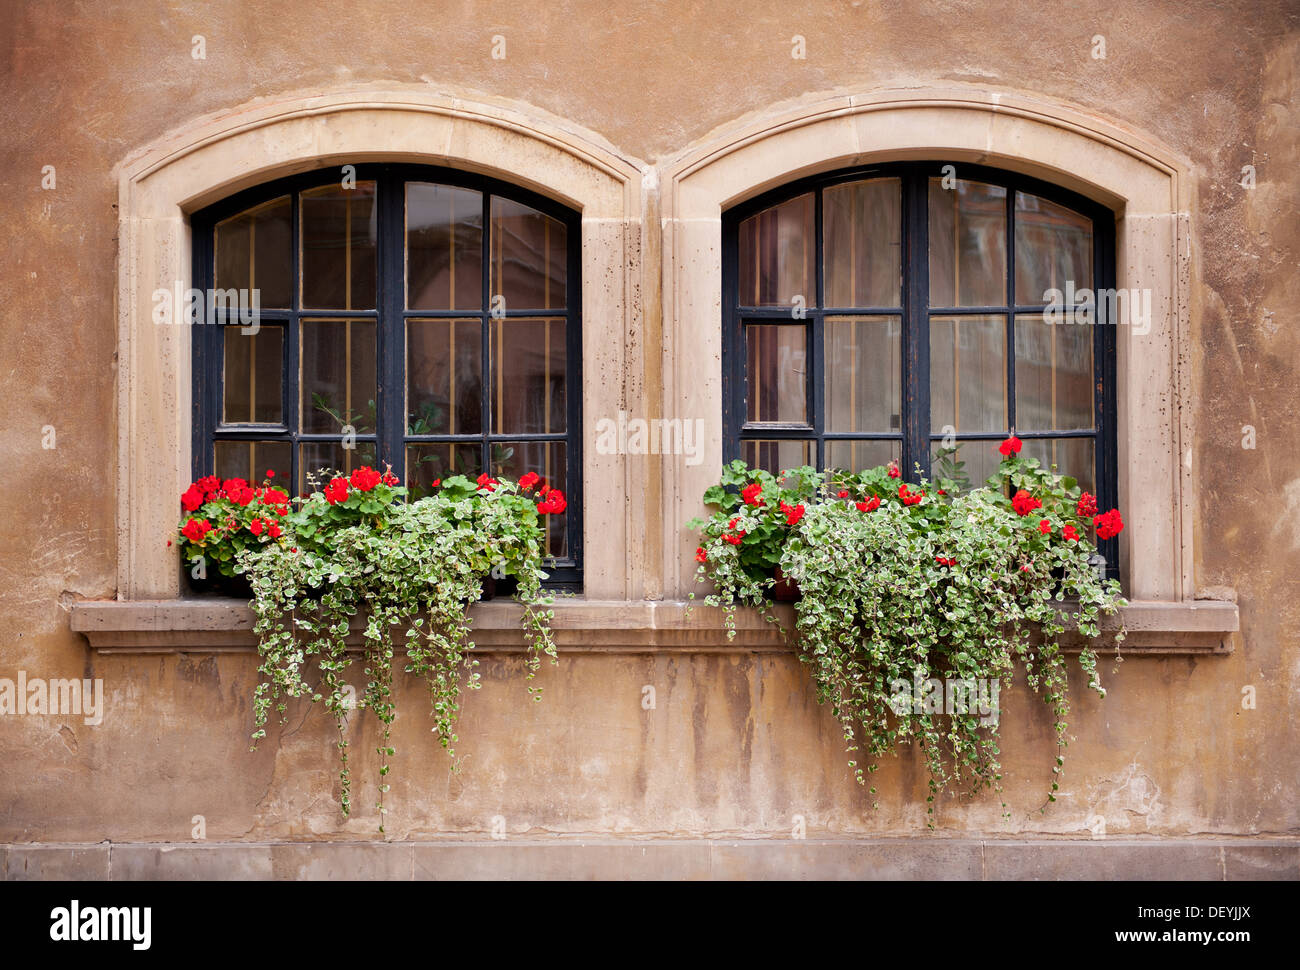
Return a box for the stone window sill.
[70,598,1238,655]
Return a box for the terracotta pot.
[771,566,802,602]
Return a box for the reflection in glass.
[405,443,482,498]
[741,439,812,475]
[493,441,568,558]
[223,325,283,424]
[407,319,482,435]
[301,183,377,310]
[823,178,902,307]
[929,179,1007,307]
[1022,437,1095,495]
[299,440,377,493]
[824,439,900,475]
[1014,314,1094,431]
[1015,192,1093,306]
[738,193,815,306]
[407,183,483,311]
[930,315,1007,433]
[489,318,566,434]
[215,196,292,309]
[929,440,1002,494]
[745,324,807,424]
[215,440,292,487]
[824,316,900,433]
[489,197,566,311]
[300,320,376,434]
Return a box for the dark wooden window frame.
[191,163,584,587]
[722,161,1119,579]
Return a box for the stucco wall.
[0,0,1296,844]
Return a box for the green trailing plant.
[177,466,562,829]
[689,437,1126,821]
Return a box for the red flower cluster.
[723,515,746,545]
[181,518,212,543]
[837,489,850,499]
[182,475,290,516]
[898,484,924,506]
[1062,524,1080,543]
[1038,518,1052,535]
[476,473,499,493]
[695,547,708,563]
[779,500,805,526]
[349,466,382,492]
[856,496,881,513]
[1011,489,1041,516]
[1076,492,1098,519]
[999,435,1023,457]
[519,472,541,491]
[934,556,957,567]
[742,482,764,507]
[249,517,283,539]
[1095,509,1124,540]
[887,462,900,479]
[324,477,349,504]
[537,488,567,515]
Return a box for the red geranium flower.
[741,482,764,507]
[476,473,499,492]
[1063,525,1080,542]
[381,471,399,487]
[856,496,881,512]
[249,518,265,536]
[181,485,204,512]
[837,489,849,499]
[779,501,805,526]
[227,484,255,507]
[1095,508,1124,540]
[350,466,382,492]
[268,522,282,539]
[999,435,1023,456]
[1076,492,1098,519]
[898,485,924,506]
[196,475,220,497]
[1039,518,1052,535]
[221,478,248,495]
[887,461,900,479]
[261,487,289,509]
[695,547,707,563]
[181,518,212,543]
[519,471,541,491]
[935,556,957,567]
[1011,489,1041,516]
[265,469,275,479]
[431,478,441,488]
[537,489,567,515]
[723,534,743,545]
[324,477,349,505]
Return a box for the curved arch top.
[660,88,1195,602]
[115,87,647,599]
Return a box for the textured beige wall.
[0,0,1296,841]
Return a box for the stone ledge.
[3,838,1292,881]
[68,598,1238,654]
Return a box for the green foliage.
[689,447,1126,821]
[184,470,557,829]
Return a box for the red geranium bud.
[887,462,900,479]
[999,435,1023,457]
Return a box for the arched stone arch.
[661,88,1195,602]
[115,88,645,598]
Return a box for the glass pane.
[215,196,291,309]
[929,179,1007,307]
[741,439,812,475]
[1015,192,1093,306]
[823,178,902,307]
[930,315,1007,433]
[222,325,283,424]
[1022,437,1096,495]
[824,315,901,433]
[745,324,807,424]
[929,440,1003,493]
[301,182,377,310]
[299,440,378,494]
[407,183,483,311]
[300,319,377,434]
[407,319,482,435]
[489,197,567,311]
[737,193,814,307]
[489,317,565,434]
[406,443,483,498]
[1015,314,1094,431]
[824,439,900,475]
[492,441,568,558]
[214,440,292,488]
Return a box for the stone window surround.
[86,84,1237,652]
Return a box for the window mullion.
[287,190,301,493]
[378,170,405,479]
[903,169,931,482]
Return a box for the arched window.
[191,164,582,583]
[723,162,1117,576]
